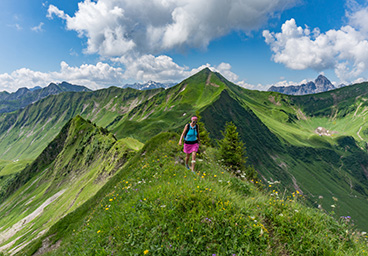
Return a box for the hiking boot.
[185,164,190,170]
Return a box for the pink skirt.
[184,143,199,154]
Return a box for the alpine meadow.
[1,68,368,255]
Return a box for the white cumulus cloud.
[0,59,249,92]
[116,54,244,84]
[0,62,125,92]
[43,0,300,90]
[263,4,368,83]
[47,0,296,57]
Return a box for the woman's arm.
[178,124,188,145]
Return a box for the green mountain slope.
[1,68,368,230]
[107,67,227,141]
[14,132,368,256]
[199,79,368,229]
[0,82,90,114]
[0,116,142,254]
[0,87,160,165]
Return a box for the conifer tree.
[218,121,247,172]
[195,112,212,147]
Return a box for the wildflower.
[331,205,335,208]
[105,208,109,210]
[144,250,149,254]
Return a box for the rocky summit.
[268,75,336,95]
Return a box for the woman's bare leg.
[185,153,190,168]
[191,151,196,171]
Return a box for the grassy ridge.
[0,116,142,254]
[108,68,226,141]
[209,79,368,229]
[19,132,368,256]
[0,87,160,162]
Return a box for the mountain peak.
[201,67,212,73]
[314,74,334,92]
[315,74,331,85]
[268,75,335,95]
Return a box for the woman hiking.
[178,116,200,172]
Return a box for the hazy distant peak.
[268,75,336,95]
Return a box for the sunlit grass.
[37,133,368,256]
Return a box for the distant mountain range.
[0,82,90,113]
[121,80,176,90]
[268,75,344,95]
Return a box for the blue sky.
[1,0,368,92]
